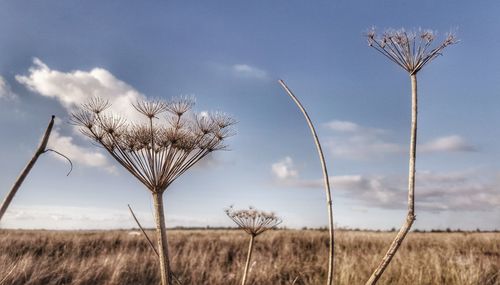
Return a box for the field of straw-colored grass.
[0,229,498,285]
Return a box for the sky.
[0,1,499,231]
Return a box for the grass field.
[0,229,498,285]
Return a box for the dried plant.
[0,116,72,224]
[365,28,456,284]
[225,206,282,285]
[72,97,235,285]
[127,204,183,285]
[278,80,335,285]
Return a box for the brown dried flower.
[366,27,457,74]
[225,206,282,237]
[71,96,235,193]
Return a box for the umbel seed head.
[366,27,457,74]
[225,206,282,236]
[71,97,235,194]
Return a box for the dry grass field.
[0,229,498,285]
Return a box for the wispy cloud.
[323,120,476,160]
[324,120,385,134]
[324,120,402,159]
[420,135,476,152]
[232,64,269,79]
[16,58,144,118]
[0,75,17,100]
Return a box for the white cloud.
[274,168,500,212]
[327,136,403,160]
[420,135,476,152]
[47,128,114,172]
[324,120,386,134]
[324,120,476,160]
[0,75,17,99]
[271,156,299,180]
[15,58,151,172]
[16,58,144,118]
[232,64,268,79]
[324,120,402,159]
[324,120,360,132]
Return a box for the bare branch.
[0,116,55,223]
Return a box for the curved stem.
[43,149,73,176]
[241,235,255,285]
[365,73,418,284]
[278,80,335,285]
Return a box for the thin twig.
[127,204,183,285]
[43,149,73,176]
[127,204,159,257]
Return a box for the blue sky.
[0,1,499,230]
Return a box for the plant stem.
[128,204,159,257]
[241,234,255,285]
[0,115,55,223]
[278,80,335,285]
[365,73,418,284]
[153,192,172,285]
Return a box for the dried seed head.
[211,112,237,129]
[195,113,217,135]
[367,27,376,46]
[420,30,435,42]
[167,96,195,116]
[83,97,111,114]
[98,114,127,136]
[72,96,235,193]
[366,27,457,74]
[225,206,282,236]
[71,109,96,129]
[133,99,168,118]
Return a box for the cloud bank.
[323,120,476,160]
[0,205,210,230]
[271,156,499,212]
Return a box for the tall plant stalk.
[0,115,71,223]
[278,80,335,285]
[365,28,456,284]
[225,206,282,285]
[241,235,255,285]
[72,97,235,285]
[127,204,183,285]
[153,192,172,284]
